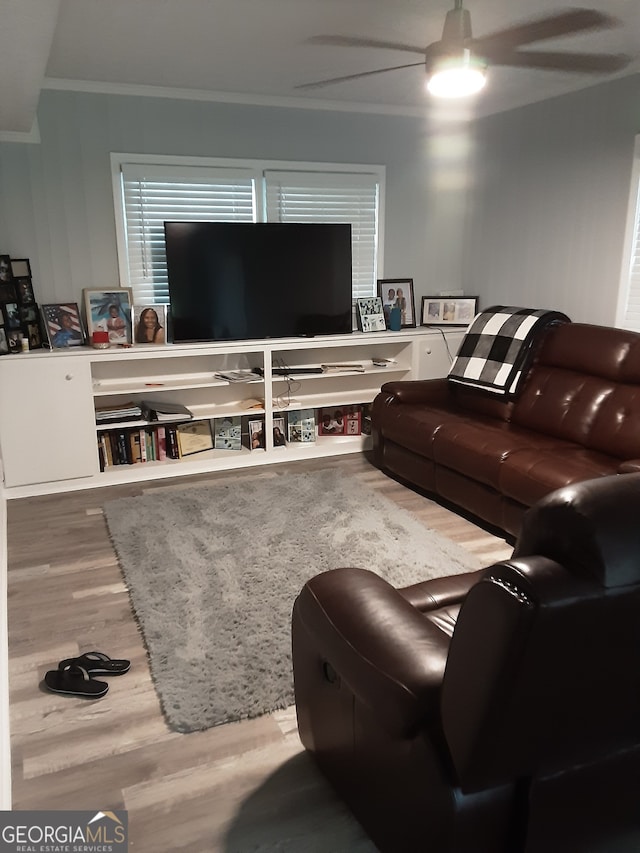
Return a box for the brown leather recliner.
[292,473,640,852]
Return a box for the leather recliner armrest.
[618,460,640,474]
[378,377,451,406]
[399,567,489,612]
[293,567,451,739]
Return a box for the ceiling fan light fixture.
[426,48,487,98]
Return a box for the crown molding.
[43,77,428,119]
[0,119,40,144]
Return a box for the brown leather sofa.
[371,322,640,537]
[292,473,640,852]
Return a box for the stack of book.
[95,401,143,425]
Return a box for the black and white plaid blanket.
[448,306,571,397]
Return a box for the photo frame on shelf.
[377,278,416,329]
[2,302,20,330]
[41,303,86,348]
[0,328,8,355]
[356,297,386,333]
[15,277,35,306]
[421,296,479,326]
[132,304,167,345]
[83,288,133,345]
[0,255,12,287]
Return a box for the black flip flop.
[44,664,109,699]
[58,651,131,676]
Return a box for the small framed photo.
[25,321,42,350]
[356,297,386,333]
[132,304,167,344]
[15,277,35,306]
[2,303,20,330]
[377,278,416,328]
[272,416,286,447]
[421,296,479,326]
[10,259,31,279]
[41,303,85,348]
[83,288,133,345]
[248,419,265,450]
[0,328,8,355]
[0,255,12,286]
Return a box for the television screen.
[164,221,353,343]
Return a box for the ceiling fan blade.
[307,35,425,55]
[473,8,618,52]
[490,50,630,73]
[295,62,424,90]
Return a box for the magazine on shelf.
[214,370,258,382]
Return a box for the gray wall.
[0,76,638,325]
[0,89,471,312]
[462,74,639,325]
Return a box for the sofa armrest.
[399,568,488,612]
[293,567,450,738]
[378,377,451,406]
[618,460,640,474]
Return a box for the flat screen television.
[164,221,353,343]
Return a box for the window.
[617,136,640,331]
[112,155,384,306]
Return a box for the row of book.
[97,404,373,469]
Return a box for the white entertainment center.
[0,327,463,498]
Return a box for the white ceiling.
[1,0,638,134]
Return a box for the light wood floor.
[7,455,512,852]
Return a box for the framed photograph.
[177,420,215,456]
[377,278,416,329]
[2,303,20,330]
[356,297,386,333]
[248,419,265,450]
[10,258,31,279]
[213,416,242,451]
[83,288,133,345]
[272,416,286,447]
[25,322,42,350]
[421,296,479,326]
[15,277,35,306]
[0,328,8,355]
[0,255,12,286]
[41,303,85,348]
[132,304,167,344]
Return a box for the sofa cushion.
[377,404,474,460]
[432,420,572,490]
[499,447,617,506]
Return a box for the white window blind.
[264,170,380,300]
[114,157,383,305]
[120,164,256,304]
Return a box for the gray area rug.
[103,468,480,733]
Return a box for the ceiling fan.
[297,3,630,98]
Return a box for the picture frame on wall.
[83,288,133,345]
[377,278,416,328]
[41,303,85,348]
[132,304,167,344]
[421,296,479,326]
